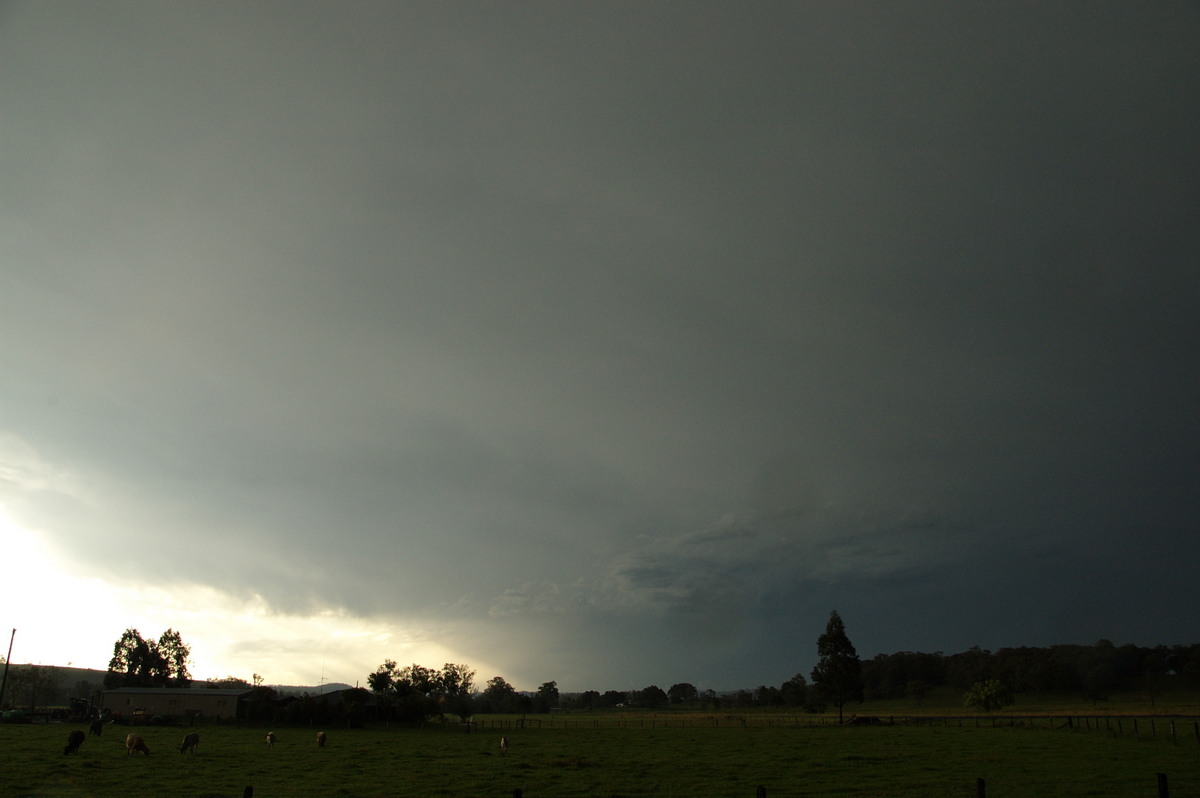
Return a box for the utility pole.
[0,628,15,710]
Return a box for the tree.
[964,679,1014,713]
[946,645,993,689]
[105,628,164,688]
[480,676,519,713]
[1143,647,1169,707]
[234,683,280,723]
[368,660,436,723]
[104,628,192,688]
[1082,662,1117,703]
[754,684,783,706]
[156,629,191,687]
[440,663,476,721]
[367,661,475,723]
[106,628,148,688]
[573,689,601,709]
[906,679,930,705]
[6,665,60,712]
[811,610,863,724]
[535,680,559,712]
[440,663,476,698]
[366,658,400,694]
[633,684,668,709]
[667,682,698,705]
[599,690,627,707]
[780,672,808,706]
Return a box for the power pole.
[0,628,15,710]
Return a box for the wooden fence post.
[1156,772,1168,798]
[756,786,766,798]
[976,777,986,797]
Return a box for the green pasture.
[2,716,1198,798]
[852,687,1200,718]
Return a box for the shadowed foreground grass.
[2,718,1198,797]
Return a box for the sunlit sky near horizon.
[2,1,1198,693]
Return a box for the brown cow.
[125,733,151,756]
[316,731,327,748]
[179,732,200,754]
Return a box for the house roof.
[103,687,253,697]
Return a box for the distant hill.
[1,664,354,698]
[2,664,108,690]
[274,682,355,696]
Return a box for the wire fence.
[468,713,1200,741]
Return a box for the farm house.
[100,687,253,721]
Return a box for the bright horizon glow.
[0,505,505,689]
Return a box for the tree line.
[860,639,1200,706]
[360,611,866,724]
[81,618,1200,726]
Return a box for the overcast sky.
[2,1,1198,692]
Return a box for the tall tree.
[7,664,60,712]
[811,610,863,724]
[779,672,808,707]
[367,660,476,723]
[634,684,668,709]
[535,680,559,712]
[440,663,477,721]
[439,663,476,699]
[368,660,436,723]
[156,629,192,687]
[599,689,626,708]
[481,675,518,712]
[105,629,159,688]
[104,628,192,688]
[667,682,699,705]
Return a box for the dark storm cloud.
[2,1,1198,689]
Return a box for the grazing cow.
[316,731,327,748]
[265,731,277,749]
[125,733,151,756]
[179,732,200,754]
[499,736,509,755]
[88,718,104,736]
[63,730,86,755]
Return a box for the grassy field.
[3,712,1200,798]
[852,687,1200,718]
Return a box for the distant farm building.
[101,687,253,722]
